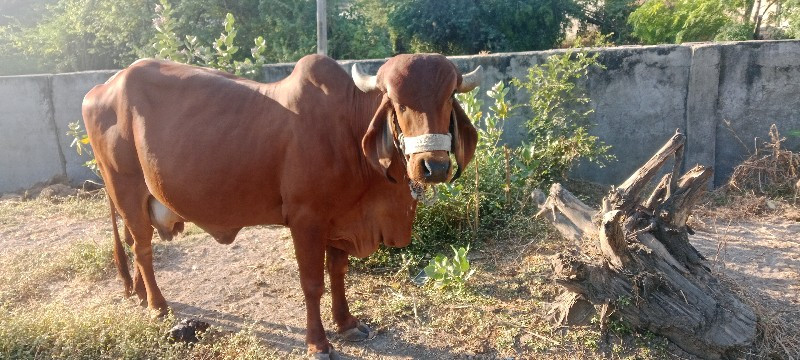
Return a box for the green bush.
[511,45,613,187]
[628,0,732,44]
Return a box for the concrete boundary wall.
[2,40,799,192]
[0,70,117,193]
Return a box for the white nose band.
[400,133,452,155]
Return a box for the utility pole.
[316,0,327,56]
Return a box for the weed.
[423,245,475,290]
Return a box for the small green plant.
[423,245,475,289]
[608,317,633,336]
[616,295,632,308]
[65,240,113,280]
[148,0,267,80]
[66,121,99,177]
[511,41,614,188]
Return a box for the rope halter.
[398,133,452,155]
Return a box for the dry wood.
[608,130,685,213]
[536,183,596,239]
[539,130,756,359]
[643,173,671,211]
[598,210,627,269]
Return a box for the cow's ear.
[362,96,397,183]
[450,100,478,183]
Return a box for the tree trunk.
[538,130,756,359]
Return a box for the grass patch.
[0,237,113,305]
[0,300,277,360]
[0,192,107,226]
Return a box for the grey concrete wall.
[0,75,64,193]
[714,41,800,186]
[2,40,799,192]
[0,71,114,193]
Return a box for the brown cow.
[82,54,479,358]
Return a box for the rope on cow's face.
[389,110,454,206]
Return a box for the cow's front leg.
[290,225,332,357]
[327,246,372,341]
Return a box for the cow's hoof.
[338,321,374,342]
[308,349,339,360]
[149,306,170,319]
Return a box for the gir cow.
[81,54,479,358]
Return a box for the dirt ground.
[1,191,798,359]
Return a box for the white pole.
[316,0,328,56]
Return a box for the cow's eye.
[398,105,406,112]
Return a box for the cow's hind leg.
[327,246,372,341]
[107,178,168,315]
[123,225,148,305]
[289,224,333,357]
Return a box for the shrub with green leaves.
[146,0,267,80]
[511,45,613,188]
[423,246,475,289]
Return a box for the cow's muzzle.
[420,157,451,183]
[409,151,451,184]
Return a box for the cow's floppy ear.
[362,96,397,183]
[450,100,478,183]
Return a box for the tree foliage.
[382,0,575,54]
[628,0,800,44]
[0,0,581,75]
[786,0,800,38]
[1,0,155,74]
[628,0,731,44]
[575,0,638,44]
[145,0,268,79]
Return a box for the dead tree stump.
[537,130,756,359]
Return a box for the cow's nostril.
[423,160,433,177]
[421,159,450,181]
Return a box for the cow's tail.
[108,193,133,296]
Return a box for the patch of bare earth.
[690,203,800,358]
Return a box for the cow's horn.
[457,65,483,93]
[352,63,378,93]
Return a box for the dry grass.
[715,275,800,359]
[0,193,279,360]
[727,124,800,199]
[695,125,800,225]
[0,299,277,360]
[0,239,113,305]
[0,191,107,227]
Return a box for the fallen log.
[538,130,756,359]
